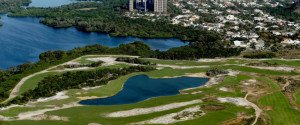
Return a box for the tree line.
[6,66,155,105]
[116,57,156,65]
[0,41,243,102]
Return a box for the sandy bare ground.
[218,96,262,125]
[185,73,209,78]
[131,106,205,124]
[157,64,209,69]
[282,79,291,91]
[105,99,202,118]
[17,102,80,121]
[34,91,69,103]
[77,96,100,100]
[88,123,102,125]
[219,87,229,92]
[182,71,231,92]
[248,66,296,72]
[0,104,24,111]
[244,93,262,125]
[197,58,226,62]
[82,85,103,91]
[86,57,118,66]
[0,102,80,121]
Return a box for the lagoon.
[79,75,208,105]
[0,15,186,69]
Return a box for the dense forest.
[0,0,30,13]
[7,66,155,105]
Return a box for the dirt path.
[282,80,291,91]
[244,93,262,125]
[1,55,139,104]
[1,70,49,104]
[1,57,84,104]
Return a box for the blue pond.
[79,75,208,105]
[0,15,186,69]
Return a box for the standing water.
[0,15,186,69]
[79,75,208,105]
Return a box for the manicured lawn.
[262,60,300,67]
[3,56,300,125]
[19,72,62,95]
[295,90,300,106]
[259,92,300,125]
[258,78,300,125]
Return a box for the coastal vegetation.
[0,0,30,13]
[8,0,244,58]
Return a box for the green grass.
[262,60,300,67]
[19,72,62,95]
[258,78,300,125]
[259,92,300,125]
[3,67,247,125]
[295,90,300,106]
[3,55,300,125]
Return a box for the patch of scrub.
[106,99,202,117]
[131,106,204,124]
[79,75,208,105]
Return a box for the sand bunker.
[131,106,205,124]
[219,87,229,92]
[17,102,81,121]
[106,99,202,118]
[249,66,296,71]
[86,57,117,66]
[157,64,209,69]
[197,58,225,62]
[29,114,69,121]
[218,97,250,106]
[82,86,102,91]
[34,91,69,103]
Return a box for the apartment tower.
[154,0,167,13]
[129,0,167,13]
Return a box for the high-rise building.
[154,0,167,13]
[129,0,167,13]
[129,0,134,11]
